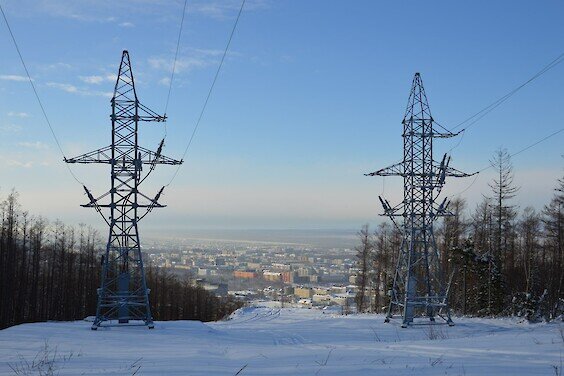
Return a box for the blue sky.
[0,0,562,232]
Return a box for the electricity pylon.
[66,50,183,330]
[365,73,473,327]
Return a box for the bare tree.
[439,198,468,278]
[542,175,564,318]
[354,224,372,313]
[488,148,519,268]
[0,191,243,329]
[519,207,541,294]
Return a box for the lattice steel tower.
[366,73,472,327]
[66,50,183,330]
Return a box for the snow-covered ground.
[1,305,562,375]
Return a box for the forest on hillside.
[0,192,243,330]
[355,149,563,321]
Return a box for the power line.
[478,127,564,174]
[451,126,564,197]
[451,51,564,132]
[432,51,564,154]
[451,173,481,198]
[509,127,564,160]
[163,0,189,136]
[0,3,84,185]
[373,51,564,178]
[446,128,466,154]
[166,0,246,186]
[431,51,564,157]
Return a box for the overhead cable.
[166,0,246,186]
[163,0,189,138]
[0,3,84,185]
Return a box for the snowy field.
[0,305,562,375]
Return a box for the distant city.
[142,230,361,310]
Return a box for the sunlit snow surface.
[1,305,562,375]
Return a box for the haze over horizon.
[0,0,562,235]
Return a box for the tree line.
[0,191,242,330]
[355,149,563,321]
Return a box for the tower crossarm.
[79,185,111,226]
[364,160,405,177]
[400,125,461,139]
[432,197,454,217]
[432,153,475,187]
[378,195,403,217]
[432,161,475,179]
[137,102,166,122]
[443,165,474,178]
[80,187,167,210]
[138,145,183,165]
[63,144,182,166]
[431,127,462,139]
[138,186,167,221]
[377,196,403,231]
[430,117,463,138]
[64,146,113,164]
[82,202,165,209]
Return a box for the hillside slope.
[0,306,562,375]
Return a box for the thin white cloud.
[147,58,168,71]
[14,1,171,24]
[0,75,29,82]
[80,75,105,84]
[191,48,242,57]
[18,141,49,150]
[47,82,113,98]
[19,0,268,23]
[43,5,117,23]
[191,49,222,57]
[79,74,116,85]
[191,0,269,19]
[96,91,115,98]
[13,0,176,26]
[7,112,30,118]
[158,77,171,86]
[0,123,23,132]
[148,47,241,77]
[44,62,73,70]
[4,159,34,168]
[47,82,78,93]
[147,47,243,75]
[20,162,34,168]
[280,54,295,63]
[191,2,237,19]
[148,56,215,73]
